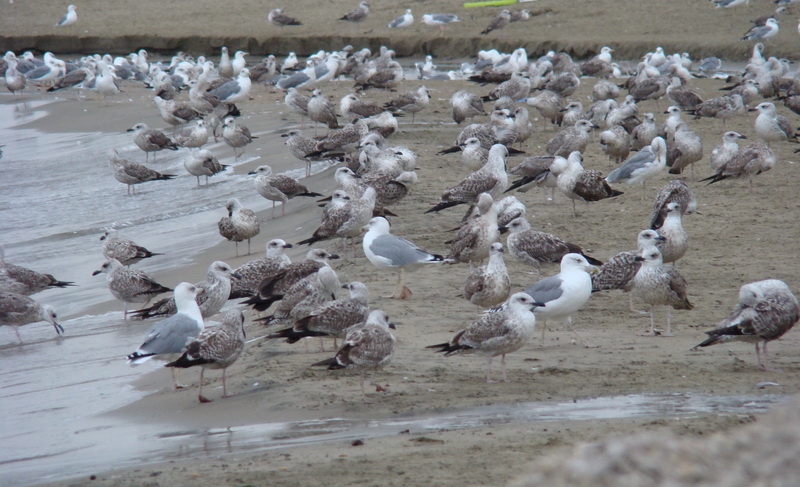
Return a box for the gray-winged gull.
[362,217,445,299]
[464,242,511,308]
[126,282,204,389]
[55,5,77,26]
[422,13,461,32]
[312,309,396,401]
[218,198,260,256]
[428,293,544,382]
[100,229,162,266]
[229,239,293,299]
[387,9,414,28]
[249,165,323,218]
[694,279,799,371]
[131,261,237,320]
[524,253,600,347]
[340,2,370,22]
[92,258,172,318]
[631,248,693,337]
[166,309,246,402]
[0,245,74,296]
[0,291,63,343]
[383,86,429,123]
[605,136,667,190]
[210,69,252,104]
[741,18,779,41]
[752,102,797,142]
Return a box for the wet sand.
[19,71,800,486]
[4,0,800,486]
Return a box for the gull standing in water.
[524,254,600,347]
[166,309,246,402]
[184,149,227,187]
[428,293,544,383]
[222,116,256,160]
[0,291,63,343]
[127,123,179,162]
[0,245,74,296]
[127,283,204,389]
[108,152,176,195]
[218,198,260,256]
[93,258,172,319]
[694,280,799,371]
[362,217,445,299]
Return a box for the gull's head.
[665,202,681,214]
[210,261,236,279]
[508,292,546,312]
[754,102,775,113]
[636,248,663,266]
[248,165,272,177]
[723,131,747,142]
[308,248,340,262]
[490,242,505,254]
[92,259,120,276]
[127,122,147,132]
[638,229,666,246]
[561,253,599,274]
[363,216,390,234]
[664,106,680,116]
[222,116,236,127]
[225,198,241,214]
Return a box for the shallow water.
[4,391,783,486]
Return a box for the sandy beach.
[3,0,800,486]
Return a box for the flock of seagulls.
[3,1,800,400]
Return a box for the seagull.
[256,266,341,327]
[656,203,689,266]
[92,258,172,319]
[126,123,179,162]
[131,261,237,320]
[269,8,303,28]
[605,137,668,192]
[464,242,511,308]
[297,188,376,251]
[222,116,256,160]
[550,152,623,217]
[340,2,370,22]
[426,144,509,213]
[709,131,747,172]
[311,309,397,401]
[445,193,499,268]
[340,93,384,120]
[650,180,697,230]
[714,0,749,7]
[0,291,63,343]
[428,293,544,383]
[100,229,162,266]
[383,86,430,123]
[481,9,511,35]
[209,68,252,104]
[184,149,227,187]
[308,89,340,130]
[751,102,798,143]
[546,120,594,157]
[126,282,204,389]
[362,217,445,299]
[175,120,211,149]
[387,9,414,28]
[694,280,799,371]
[229,239,293,299]
[591,229,666,312]
[741,18,779,41]
[700,142,776,192]
[166,309,246,403]
[451,90,486,124]
[667,123,704,177]
[421,14,461,33]
[267,282,370,349]
[249,165,323,218]
[55,4,77,26]
[524,253,600,347]
[0,244,74,296]
[284,87,310,124]
[218,198,260,256]
[503,216,603,274]
[244,248,339,312]
[108,152,176,195]
[632,248,693,337]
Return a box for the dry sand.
[7,0,800,486]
